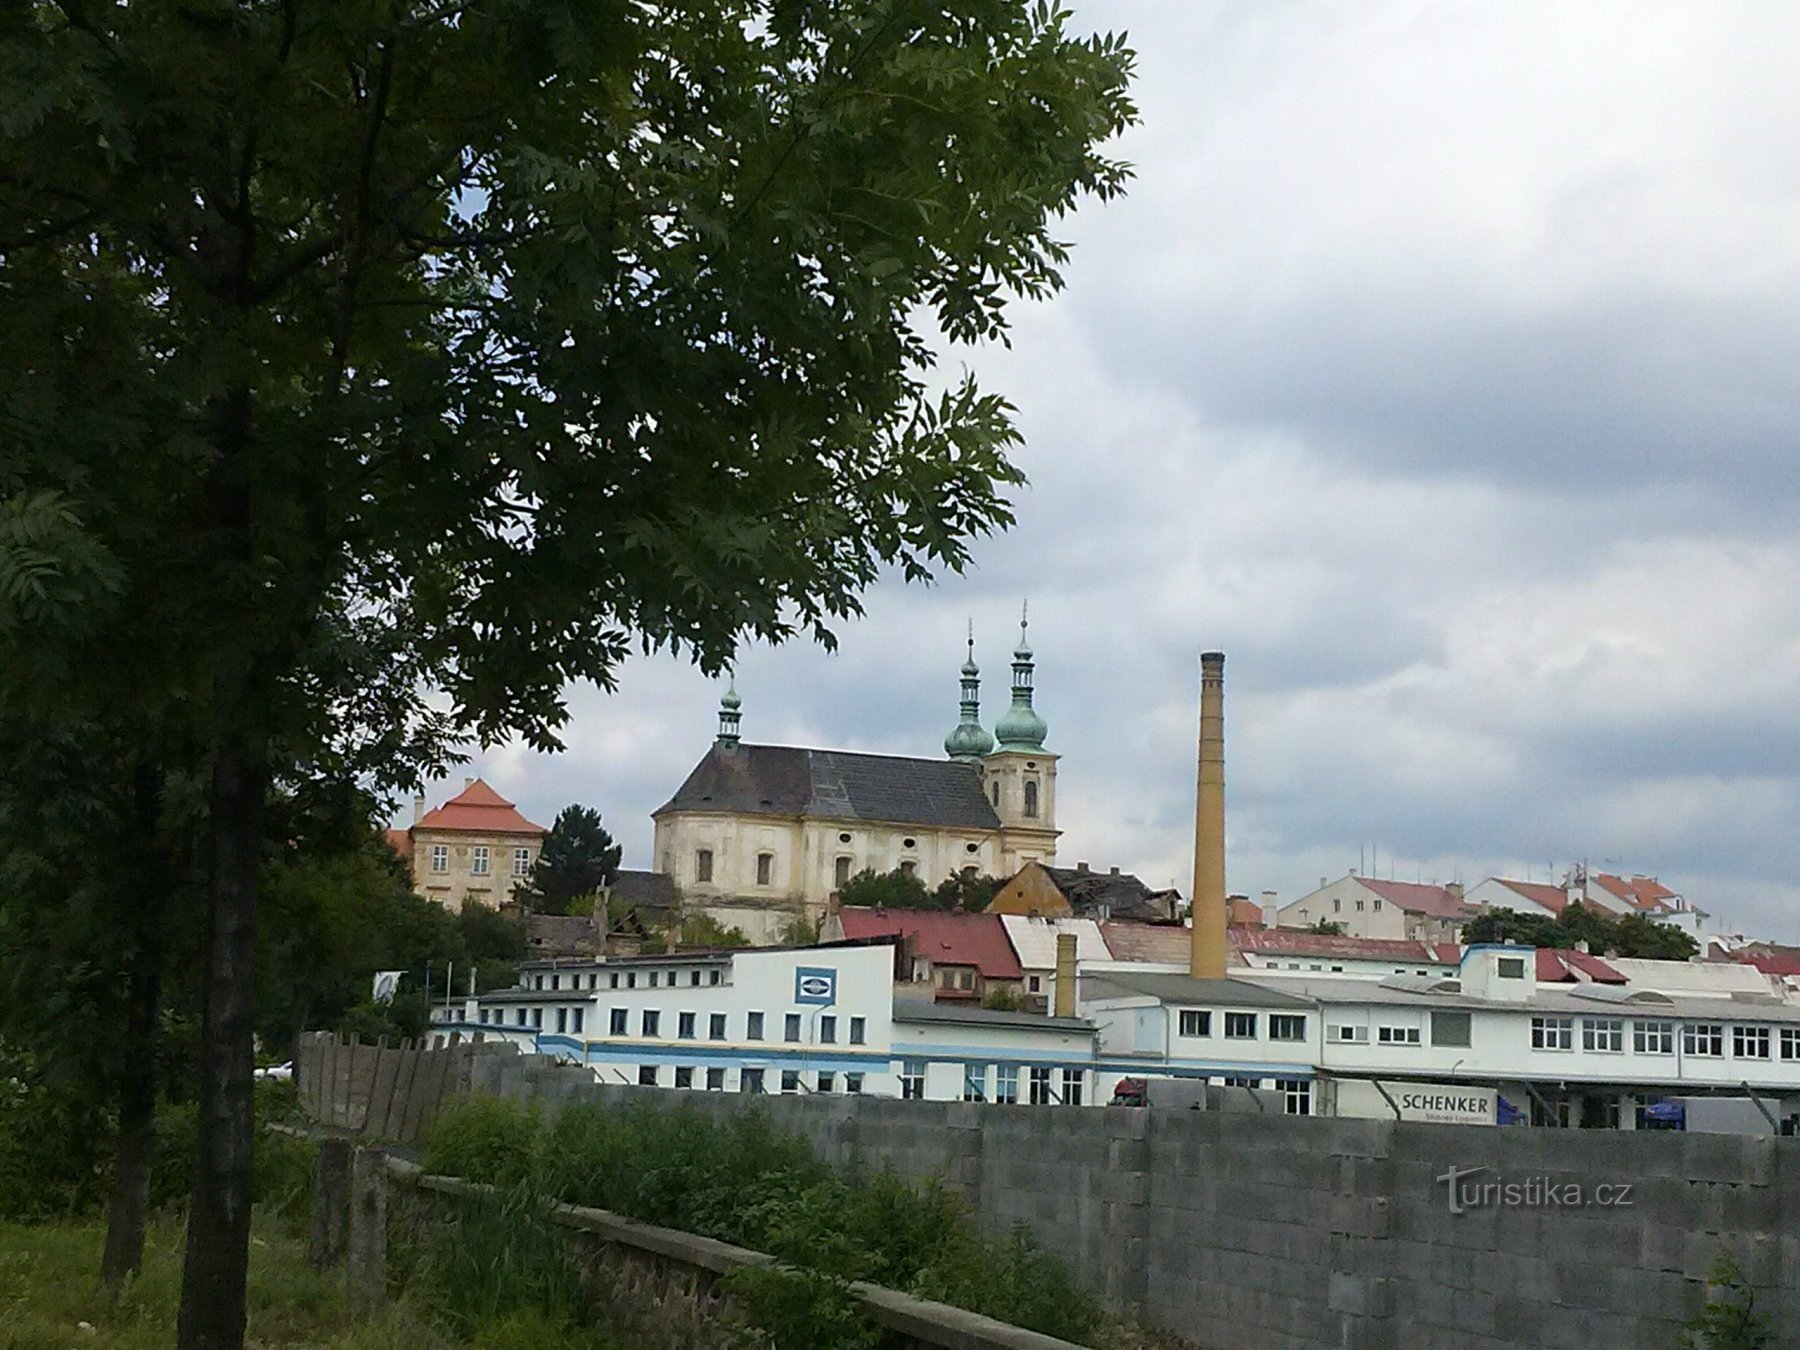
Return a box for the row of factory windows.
[524,967,725,992]
[477,1005,870,1046]
[427,844,533,876]
[1176,1011,1309,1042]
[633,1065,869,1094]
[1527,1018,1800,1059]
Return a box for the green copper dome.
[945,626,995,761]
[993,605,1048,751]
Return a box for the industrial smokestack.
[1053,932,1078,1018]
[1190,652,1228,979]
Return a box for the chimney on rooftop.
[464,776,474,788]
[1445,882,1464,901]
[1190,652,1228,980]
[1054,932,1078,1018]
[412,793,425,824]
[1109,866,1120,876]
[1076,861,1089,873]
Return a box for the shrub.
[424,1180,587,1338]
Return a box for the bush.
[423,1096,1102,1345]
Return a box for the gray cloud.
[435,3,1800,942]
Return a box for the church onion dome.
[945,625,995,761]
[993,603,1048,752]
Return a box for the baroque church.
[651,612,1060,941]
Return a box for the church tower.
[944,623,996,762]
[983,604,1059,872]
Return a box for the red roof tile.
[415,778,547,836]
[835,908,1023,980]
[1227,898,1266,928]
[1355,878,1478,921]
[1594,873,1678,912]
[384,827,414,859]
[1564,951,1628,984]
[1491,879,1569,916]
[1536,949,1574,982]
[1236,929,1456,964]
[1535,948,1627,983]
[1097,922,1222,965]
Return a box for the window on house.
[1782,1029,1800,1061]
[571,1008,584,1035]
[677,1012,696,1040]
[648,971,659,988]
[674,1066,693,1089]
[1377,1025,1420,1046]
[845,1073,864,1094]
[740,1068,764,1094]
[1684,1023,1724,1057]
[819,1015,837,1043]
[1028,1066,1053,1105]
[471,846,490,875]
[1734,1026,1771,1059]
[1531,1016,1573,1051]
[513,847,532,876]
[695,849,713,883]
[1355,899,1365,912]
[1582,1019,1624,1053]
[1332,898,1342,912]
[1372,900,1382,912]
[849,1016,866,1045]
[901,1059,926,1100]
[835,856,852,887]
[1430,1012,1471,1048]
[1332,1024,1368,1043]
[1028,975,1042,994]
[430,845,448,873]
[626,972,636,989]
[1278,1079,1312,1116]
[1178,1010,1211,1038]
[706,1067,725,1090]
[1059,1068,1083,1106]
[709,969,722,986]
[555,1008,567,1034]
[709,1013,726,1041]
[780,1070,800,1094]
[1635,1020,1674,1054]
[1269,1015,1308,1042]
[1497,957,1525,979]
[642,1009,660,1037]
[1223,1012,1257,1039]
[756,852,773,886]
[995,1064,1019,1104]
[1023,780,1039,817]
[818,1072,835,1094]
[1223,1076,1260,1089]
[963,1064,987,1102]
[530,1008,542,1029]
[784,1013,802,1043]
[747,1011,764,1040]
[638,1066,658,1087]
[609,972,620,989]
[992,782,1000,805]
[515,1009,527,1026]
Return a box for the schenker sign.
[1387,1084,1496,1126]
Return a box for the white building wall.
[1276,876,1410,940]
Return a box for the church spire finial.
[995,599,1048,750]
[716,675,742,749]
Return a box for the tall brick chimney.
[1053,932,1078,1018]
[1190,652,1228,980]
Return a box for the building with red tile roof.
[823,905,1024,1002]
[1465,877,1570,918]
[1275,874,1478,944]
[391,778,548,910]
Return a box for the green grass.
[0,1213,451,1349]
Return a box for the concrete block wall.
[327,1051,1800,1347]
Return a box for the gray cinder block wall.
[341,1048,1800,1348]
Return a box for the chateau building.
[388,777,547,910]
[651,613,1060,941]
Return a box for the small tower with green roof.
[982,602,1060,872]
[716,679,742,749]
[944,623,996,761]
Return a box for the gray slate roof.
[1082,971,1315,1009]
[892,998,1093,1033]
[656,744,1001,831]
[1042,865,1180,921]
[609,869,678,912]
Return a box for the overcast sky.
[452,2,1800,940]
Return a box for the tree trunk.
[177,742,266,1349]
[100,765,167,1291]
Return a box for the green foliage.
[673,911,752,949]
[932,872,1004,912]
[1462,904,1700,961]
[524,806,622,914]
[423,1182,587,1339]
[0,1043,113,1219]
[982,985,1028,1011]
[423,1097,1101,1344]
[1684,1254,1773,1348]
[723,1265,880,1350]
[838,867,931,910]
[773,912,821,947]
[1306,920,1345,936]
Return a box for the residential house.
[1277,875,1477,944]
[389,778,547,910]
[989,860,1181,922]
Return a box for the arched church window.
[991,782,1000,806]
[695,848,713,883]
[835,856,852,887]
[1024,780,1039,818]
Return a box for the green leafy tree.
[932,871,1003,912]
[1305,919,1346,936]
[0,4,1134,1342]
[1461,904,1699,961]
[524,805,621,914]
[839,867,932,910]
